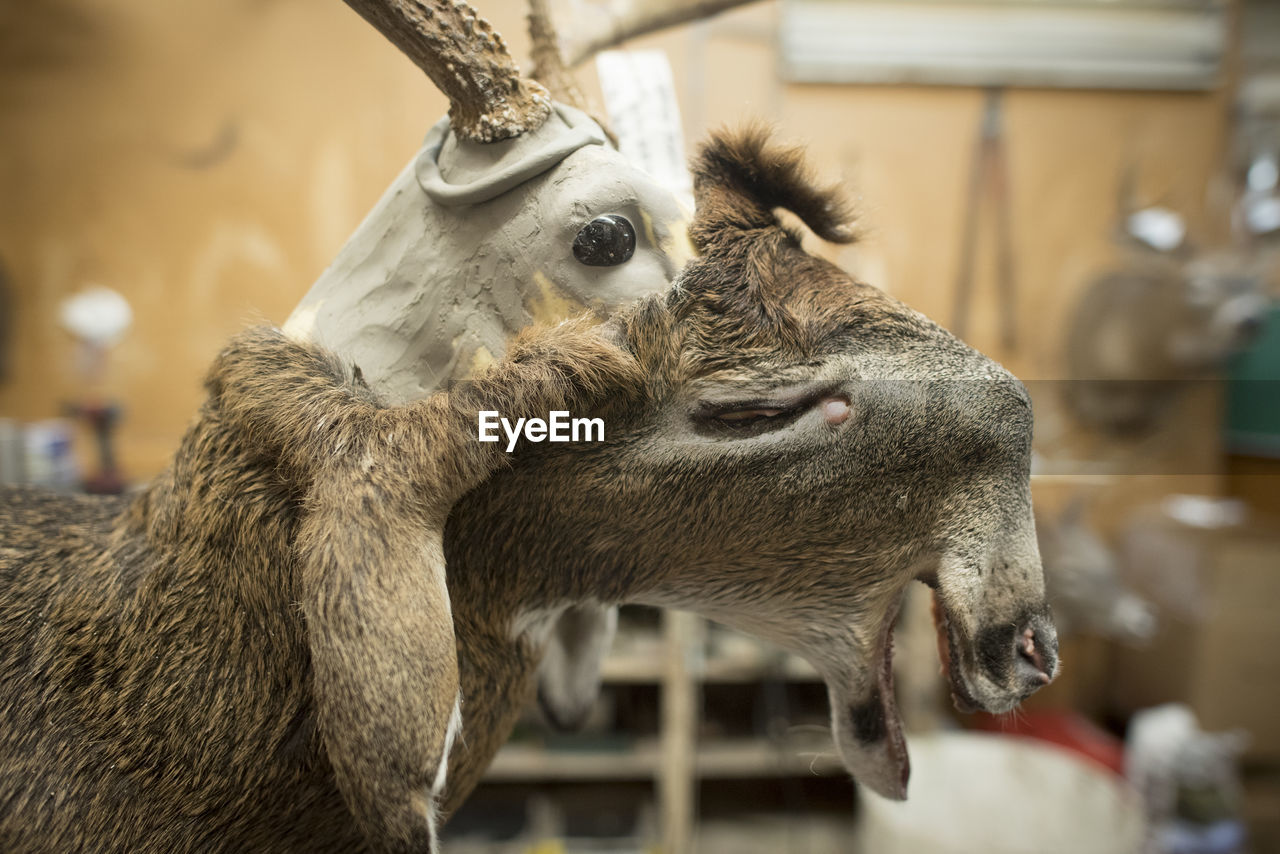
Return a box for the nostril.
[1016,627,1051,685]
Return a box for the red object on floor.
[967,709,1126,776]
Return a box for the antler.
[556,0,765,69]
[343,0,552,143]
[526,0,584,107]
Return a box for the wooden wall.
[0,0,1233,490]
[0,0,452,475]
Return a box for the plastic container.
[855,732,1145,854]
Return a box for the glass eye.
[573,215,636,267]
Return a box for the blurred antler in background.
[526,0,764,140]
[555,0,764,69]
[526,0,585,108]
[339,0,764,142]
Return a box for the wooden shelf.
[483,737,845,783]
[600,652,821,684]
[598,654,665,684]
[481,616,845,854]
[484,741,661,782]
[696,738,846,778]
[702,655,821,684]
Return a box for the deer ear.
[209,320,640,851]
[298,461,460,854]
[537,604,618,731]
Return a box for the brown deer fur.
[0,128,1056,853]
[1,320,637,853]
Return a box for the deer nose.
[1014,617,1058,691]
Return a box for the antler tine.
[344,0,553,143]
[526,0,619,146]
[526,0,583,107]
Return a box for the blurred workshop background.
[2,1,1279,852]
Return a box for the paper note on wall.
[596,50,693,210]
